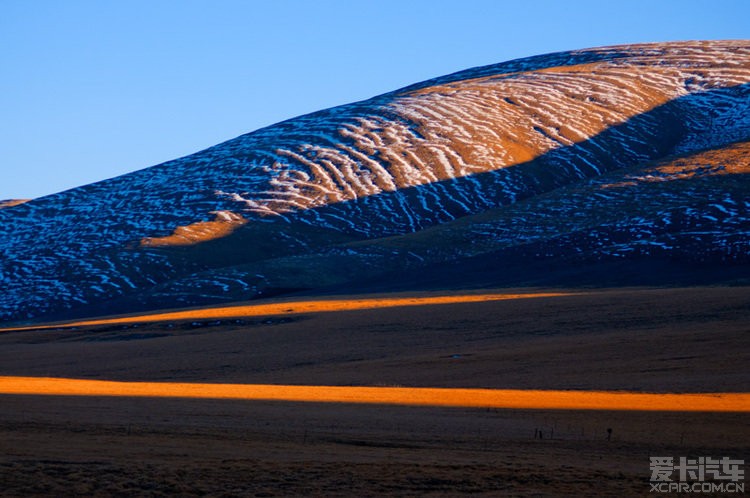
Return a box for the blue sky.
[1,0,748,200]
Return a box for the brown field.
[1,287,748,496]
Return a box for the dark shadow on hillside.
[317,254,750,298]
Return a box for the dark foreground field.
[1,287,748,496]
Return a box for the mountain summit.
[2,41,749,323]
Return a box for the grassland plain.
[0,287,748,496]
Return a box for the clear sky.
[1,0,748,200]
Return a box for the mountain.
[1,40,749,324]
[0,200,29,209]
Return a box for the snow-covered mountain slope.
[90,139,750,312]
[1,41,750,323]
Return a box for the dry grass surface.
[0,287,748,496]
[140,211,248,247]
[0,199,29,209]
[1,397,747,497]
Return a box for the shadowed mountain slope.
[1,41,749,323]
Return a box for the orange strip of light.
[0,377,747,412]
[0,292,571,332]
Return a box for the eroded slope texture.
[2,41,750,322]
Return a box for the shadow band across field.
[1,377,748,412]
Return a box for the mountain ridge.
[2,40,749,323]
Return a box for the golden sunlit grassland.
[1,377,748,412]
[1,287,748,496]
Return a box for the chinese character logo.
[649,456,745,493]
